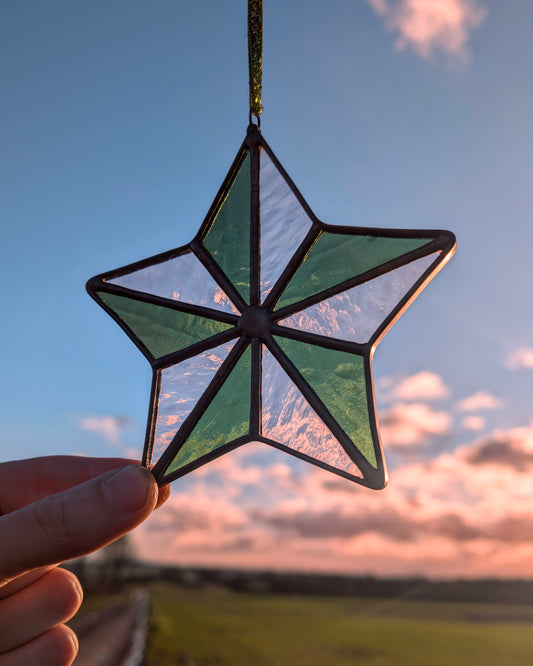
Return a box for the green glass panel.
[167,346,251,472]
[98,292,233,359]
[203,153,251,302]
[275,337,376,467]
[276,231,433,309]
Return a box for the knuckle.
[33,493,71,544]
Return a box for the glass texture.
[107,251,239,314]
[97,292,234,359]
[151,340,238,466]
[259,150,313,302]
[276,232,433,310]
[203,153,251,302]
[262,347,361,476]
[278,252,439,343]
[276,337,376,466]
[167,346,251,473]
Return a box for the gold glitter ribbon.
[248,0,263,119]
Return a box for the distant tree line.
[66,551,533,606]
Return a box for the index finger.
[0,456,138,513]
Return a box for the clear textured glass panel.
[166,346,251,473]
[203,153,251,302]
[151,340,238,466]
[107,251,239,314]
[97,292,234,359]
[262,346,361,476]
[275,337,376,466]
[278,253,439,343]
[276,231,434,310]
[259,150,313,303]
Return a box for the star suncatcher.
[87,126,456,489]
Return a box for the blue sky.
[2,1,533,577]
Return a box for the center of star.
[238,305,272,338]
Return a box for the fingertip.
[52,568,84,616]
[101,465,158,517]
[6,625,79,666]
[32,568,85,625]
[49,624,79,666]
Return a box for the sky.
[1,0,533,579]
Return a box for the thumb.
[0,465,158,584]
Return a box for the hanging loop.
[248,0,263,123]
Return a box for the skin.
[0,456,170,666]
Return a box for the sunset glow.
[133,367,533,579]
[2,1,533,581]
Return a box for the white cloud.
[506,347,533,370]
[456,391,504,412]
[365,0,486,61]
[78,415,131,446]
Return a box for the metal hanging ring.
[249,110,261,128]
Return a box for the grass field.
[145,584,533,665]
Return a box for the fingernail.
[102,466,151,514]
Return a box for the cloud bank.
[125,369,531,579]
[133,416,533,579]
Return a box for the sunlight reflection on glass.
[108,250,239,314]
[259,150,313,302]
[151,340,238,464]
[261,346,362,476]
[278,252,439,342]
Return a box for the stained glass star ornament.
[87,126,455,489]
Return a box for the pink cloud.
[462,428,533,472]
[379,402,451,447]
[506,347,533,370]
[461,415,485,431]
[456,391,504,412]
[384,371,449,402]
[365,0,486,61]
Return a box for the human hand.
[0,455,169,665]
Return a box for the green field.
[145,584,533,665]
